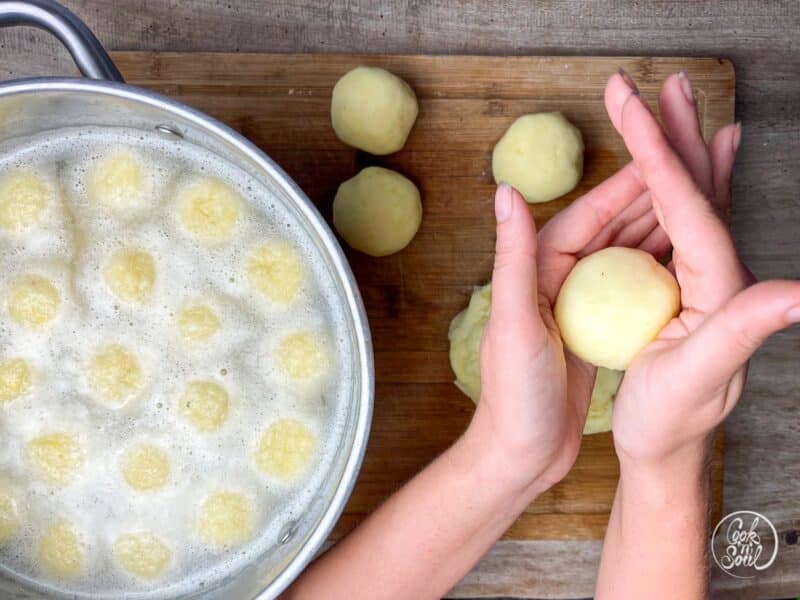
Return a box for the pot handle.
[0,0,124,82]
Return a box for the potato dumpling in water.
[177,177,241,242]
[87,344,143,407]
[27,432,84,485]
[246,241,304,305]
[0,358,32,404]
[0,491,20,543]
[198,491,252,546]
[86,148,147,209]
[114,531,171,580]
[179,380,229,432]
[331,65,419,155]
[104,248,156,303]
[7,275,60,328]
[0,170,51,232]
[276,332,327,379]
[492,112,584,203]
[333,166,422,257]
[255,419,317,480]
[38,521,83,579]
[120,444,170,491]
[554,247,680,370]
[177,303,220,342]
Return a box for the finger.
[605,70,639,135]
[538,161,644,255]
[609,207,660,249]
[637,226,672,259]
[659,72,713,197]
[667,280,800,408]
[490,184,545,336]
[709,123,741,218]
[579,189,652,256]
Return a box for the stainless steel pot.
[0,1,373,598]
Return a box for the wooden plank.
[113,52,732,543]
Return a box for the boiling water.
[0,127,352,598]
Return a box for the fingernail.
[786,304,800,323]
[732,122,742,153]
[618,67,640,96]
[495,182,513,223]
[678,71,695,104]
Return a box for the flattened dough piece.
[104,248,156,303]
[276,332,327,379]
[177,177,241,242]
[198,491,252,546]
[7,275,60,328]
[120,444,170,491]
[38,521,83,579]
[448,283,491,402]
[114,531,171,580]
[0,490,20,543]
[554,247,680,370]
[331,65,418,155]
[0,357,32,404]
[246,241,304,305]
[492,112,584,203]
[0,170,51,231]
[86,148,147,210]
[177,303,220,342]
[255,419,317,480]
[179,380,229,432]
[333,166,422,257]
[27,432,84,485]
[87,344,143,407]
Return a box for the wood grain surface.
[3,2,799,598]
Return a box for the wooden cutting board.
[113,52,732,540]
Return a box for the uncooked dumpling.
[554,247,680,370]
[492,112,584,203]
[331,65,418,155]
[583,368,624,435]
[333,166,422,257]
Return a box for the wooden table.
[2,2,799,598]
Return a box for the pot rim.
[0,76,374,599]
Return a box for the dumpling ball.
[6,275,60,328]
[198,491,252,547]
[27,432,84,485]
[114,531,171,580]
[0,170,51,232]
[246,241,304,305]
[38,521,83,579]
[255,419,317,480]
[331,65,418,155]
[177,176,242,242]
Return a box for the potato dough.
[0,358,32,404]
[255,419,317,480]
[492,112,584,203]
[104,248,156,303]
[120,444,170,491]
[198,491,252,546]
[87,345,143,407]
[0,491,20,543]
[114,531,171,580]
[179,380,229,432]
[554,247,680,370]
[333,166,422,257]
[86,148,146,209]
[246,241,304,305]
[276,332,327,379]
[177,303,220,342]
[331,66,418,155]
[27,433,84,485]
[7,275,60,328]
[38,521,83,579]
[583,368,624,435]
[177,177,241,242]
[0,170,50,231]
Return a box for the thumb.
[490,183,542,331]
[672,279,800,399]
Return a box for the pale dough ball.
[583,368,624,435]
[177,303,220,342]
[0,357,32,404]
[255,419,317,480]
[0,170,51,231]
[0,490,20,543]
[276,332,327,379]
[87,344,143,407]
[179,380,229,432]
[27,432,84,485]
[333,166,422,257]
[38,521,83,579]
[492,112,584,203]
[7,275,60,328]
[246,241,304,305]
[86,148,147,209]
[120,444,170,491]
[331,65,418,155]
[104,248,156,303]
[177,177,242,242]
[447,283,492,402]
[198,491,252,546]
[554,247,680,370]
[114,531,171,580]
